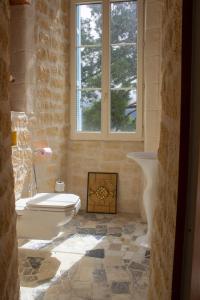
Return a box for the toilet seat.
[16,193,81,239]
[16,193,80,213]
[26,193,80,212]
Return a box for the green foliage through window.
[76,1,137,133]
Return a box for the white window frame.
[70,0,144,141]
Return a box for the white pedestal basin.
[127,152,158,248]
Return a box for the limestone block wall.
[11,111,32,200]
[66,141,144,213]
[32,0,144,214]
[33,0,70,193]
[9,0,71,199]
[65,1,144,213]
[144,0,162,152]
[148,0,182,299]
[10,3,36,113]
[0,1,19,299]
[9,0,167,214]
[65,0,165,212]
[10,0,163,214]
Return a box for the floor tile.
[86,248,105,258]
[52,234,104,254]
[19,213,150,300]
[111,281,130,294]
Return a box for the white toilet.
[16,193,81,239]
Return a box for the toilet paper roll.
[55,180,65,192]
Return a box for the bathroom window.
[70,0,144,141]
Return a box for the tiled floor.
[19,212,150,300]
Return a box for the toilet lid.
[26,193,80,211]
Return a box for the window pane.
[111,1,137,44]
[76,4,102,46]
[77,90,101,132]
[76,47,102,89]
[110,1,138,134]
[111,45,137,88]
[110,89,136,132]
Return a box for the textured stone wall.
[0,1,19,299]
[144,0,162,152]
[9,3,36,201]
[148,0,182,299]
[33,0,144,214]
[11,112,32,200]
[66,141,144,213]
[65,1,144,213]
[10,3,36,113]
[33,0,70,193]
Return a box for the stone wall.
[33,0,70,193]
[66,140,144,213]
[9,3,36,202]
[65,2,144,213]
[31,0,165,213]
[148,0,182,299]
[9,0,70,197]
[10,3,36,113]
[11,112,32,200]
[0,1,19,299]
[11,0,170,214]
[33,0,144,214]
[144,0,162,152]
[10,0,181,223]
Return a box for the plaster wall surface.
[0,1,19,299]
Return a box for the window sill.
[70,132,144,142]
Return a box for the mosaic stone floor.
[19,212,150,300]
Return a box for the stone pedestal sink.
[127,152,158,248]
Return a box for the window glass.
[76,89,101,132]
[76,4,102,132]
[111,44,137,88]
[110,1,137,44]
[77,4,102,46]
[76,47,102,89]
[110,89,137,132]
[110,1,137,133]
[74,1,141,138]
